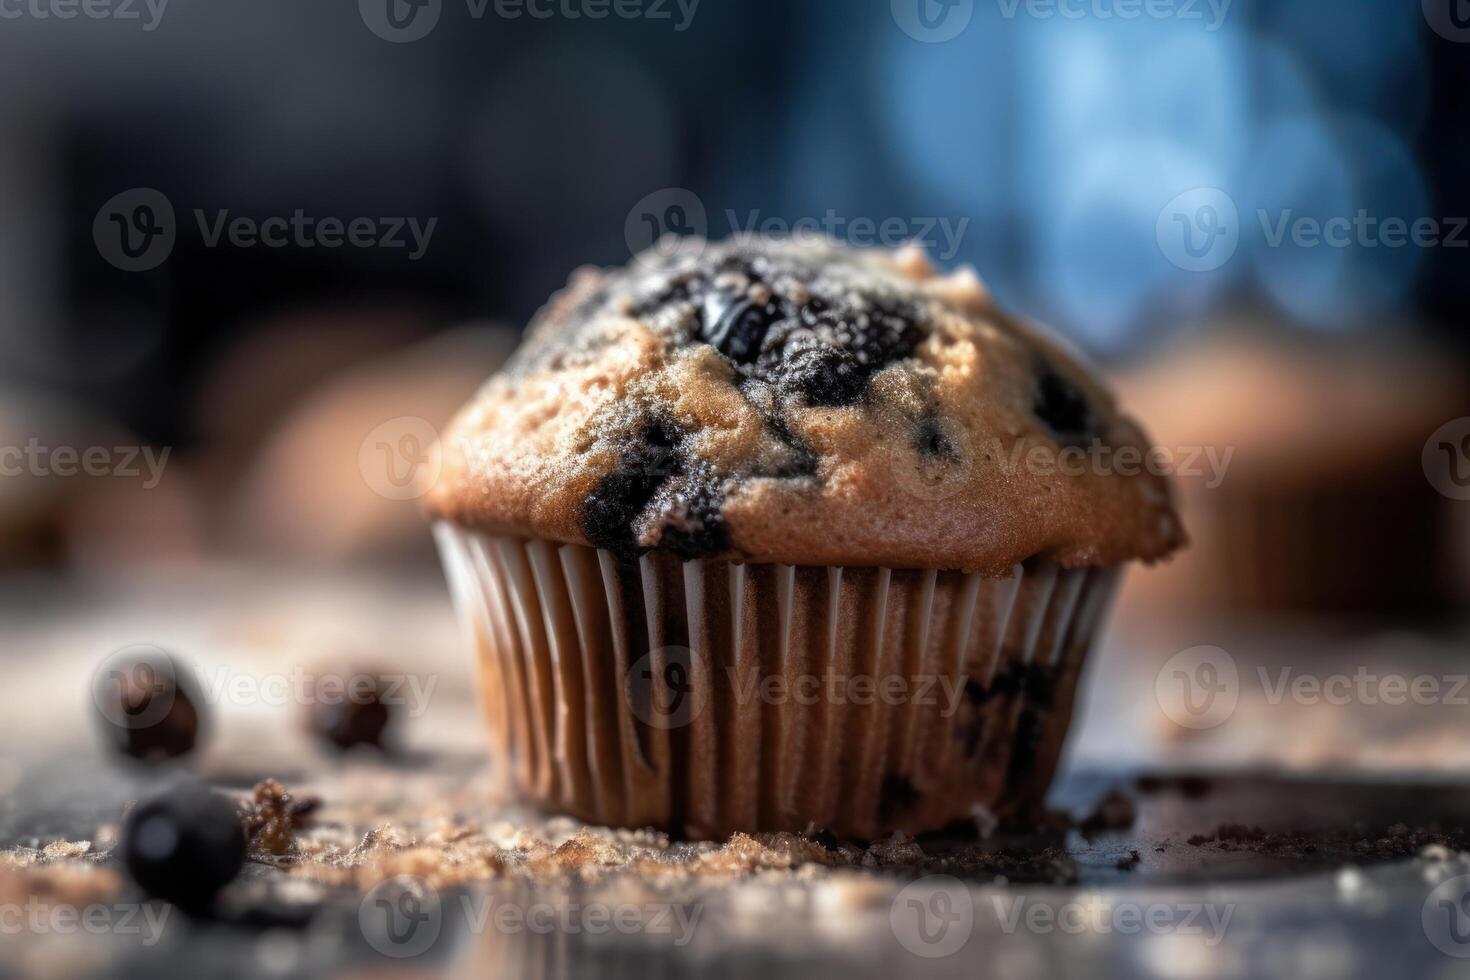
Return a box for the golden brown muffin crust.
[426,236,1183,574]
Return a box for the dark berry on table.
[1033,365,1094,447]
[700,293,777,364]
[305,668,394,751]
[93,650,203,762]
[122,780,245,911]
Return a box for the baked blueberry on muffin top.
[428,236,1182,573]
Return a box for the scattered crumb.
[40,840,93,861]
[0,851,121,905]
[240,779,321,859]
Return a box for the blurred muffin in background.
[196,308,435,470]
[1118,325,1468,619]
[0,387,198,571]
[225,325,516,563]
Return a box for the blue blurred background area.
[0,0,1466,620]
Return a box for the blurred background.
[3,5,1470,977]
[0,0,1468,774]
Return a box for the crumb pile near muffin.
[427,235,1182,573]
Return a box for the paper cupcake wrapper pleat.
[434,522,1121,840]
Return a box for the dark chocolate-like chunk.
[780,344,866,406]
[701,293,777,364]
[644,466,729,561]
[1034,365,1094,446]
[582,419,683,557]
[582,418,728,561]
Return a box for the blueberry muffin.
[429,235,1182,840]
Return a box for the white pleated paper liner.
[434,522,1121,841]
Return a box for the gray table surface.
[4,567,1469,979]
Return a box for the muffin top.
[426,236,1183,574]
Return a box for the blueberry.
[305,668,394,752]
[913,414,957,460]
[94,652,202,763]
[123,780,245,912]
[582,420,681,559]
[761,412,819,480]
[645,467,729,561]
[582,418,729,560]
[1034,366,1094,446]
[701,294,777,364]
[783,345,866,407]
